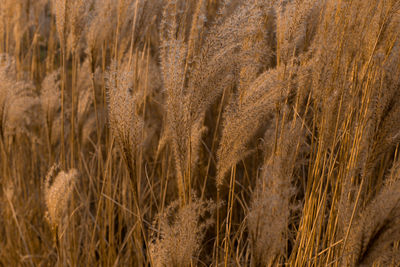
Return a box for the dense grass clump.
[1,0,400,266]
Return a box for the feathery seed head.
[106,61,144,168]
[150,196,215,267]
[0,54,40,141]
[44,165,78,231]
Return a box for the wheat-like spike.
[43,165,78,233]
[106,61,144,174]
[67,0,91,54]
[187,0,270,124]
[248,121,306,266]
[3,82,40,140]
[238,1,275,97]
[52,0,66,42]
[0,54,40,142]
[216,67,286,187]
[75,60,97,148]
[149,195,215,267]
[276,0,322,65]
[159,0,190,200]
[343,159,400,266]
[40,70,61,122]
[86,0,114,57]
[76,60,93,126]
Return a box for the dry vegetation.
[0,0,400,266]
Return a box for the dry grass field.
[1,0,400,266]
